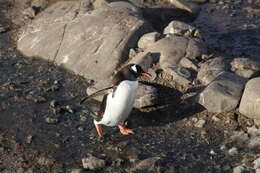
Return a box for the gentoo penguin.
[80,64,151,136]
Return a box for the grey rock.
[18,1,152,93]
[194,119,206,128]
[26,93,47,103]
[247,126,260,137]
[164,66,193,86]
[179,57,199,71]
[147,34,206,69]
[197,57,228,85]
[149,35,188,68]
[132,157,162,172]
[186,38,207,60]
[248,137,260,149]
[256,169,260,173]
[82,156,106,170]
[233,165,247,173]
[45,116,59,124]
[230,131,249,142]
[239,77,260,120]
[254,157,260,169]
[228,147,238,156]
[134,83,158,108]
[166,0,201,15]
[212,115,220,122]
[138,32,161,49]
[164,20,203,39]
[37,156,54,166]
[198,72,247,112]
[231,58,260,78]
[70,168,83,173]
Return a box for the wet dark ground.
[0,0,260,172]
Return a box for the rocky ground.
[0,0,260,173]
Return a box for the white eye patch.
[131,64,137,73]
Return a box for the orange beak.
[141,72,152,77]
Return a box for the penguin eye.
[131,65,138,73]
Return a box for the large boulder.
[198,72,247,113]
[18,1,152,88]
[239,77,260,120]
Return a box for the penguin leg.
[95,124,103,137]
[118,124,134,135]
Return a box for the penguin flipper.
[80,86,114,104]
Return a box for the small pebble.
[26,135,33,144]
[228,147,238,156]
[195,119,206,128]
[82,155,106,170]
[254,157,260,169]
[233,165,246,173]
[212,115,220,122]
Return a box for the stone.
[228,147,238,156]
[194,119,206,128]
[138,32,161,49]
[256,169,260,173]
[45,116,59,124]
[134,83,158,108]
[179,57,198,71]
[239,77,260,120]
[167,0,201,15]
[70,168,83,173]
[233,165,246,173]
[244,7,260,16]
[254,157,260,169]
[197,57,228,85]
[164,20,203,39]
[18,1,152,93]
[132,157,162,172]
[26,93,47,103]
[230,131,249,142]
[248,137,260,149]
[199,72,247,113]
[82,156,106,170]
[186,38,207,60]
[0,24,9,33]
[37,156,54,166]
[230,58,260,78]
[148,35,206,69]
[164,66,192,86]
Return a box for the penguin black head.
[113,64,151,85]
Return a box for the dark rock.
[26,93,47,103]
[239,77,260,120]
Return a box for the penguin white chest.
[99,80,138,126]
